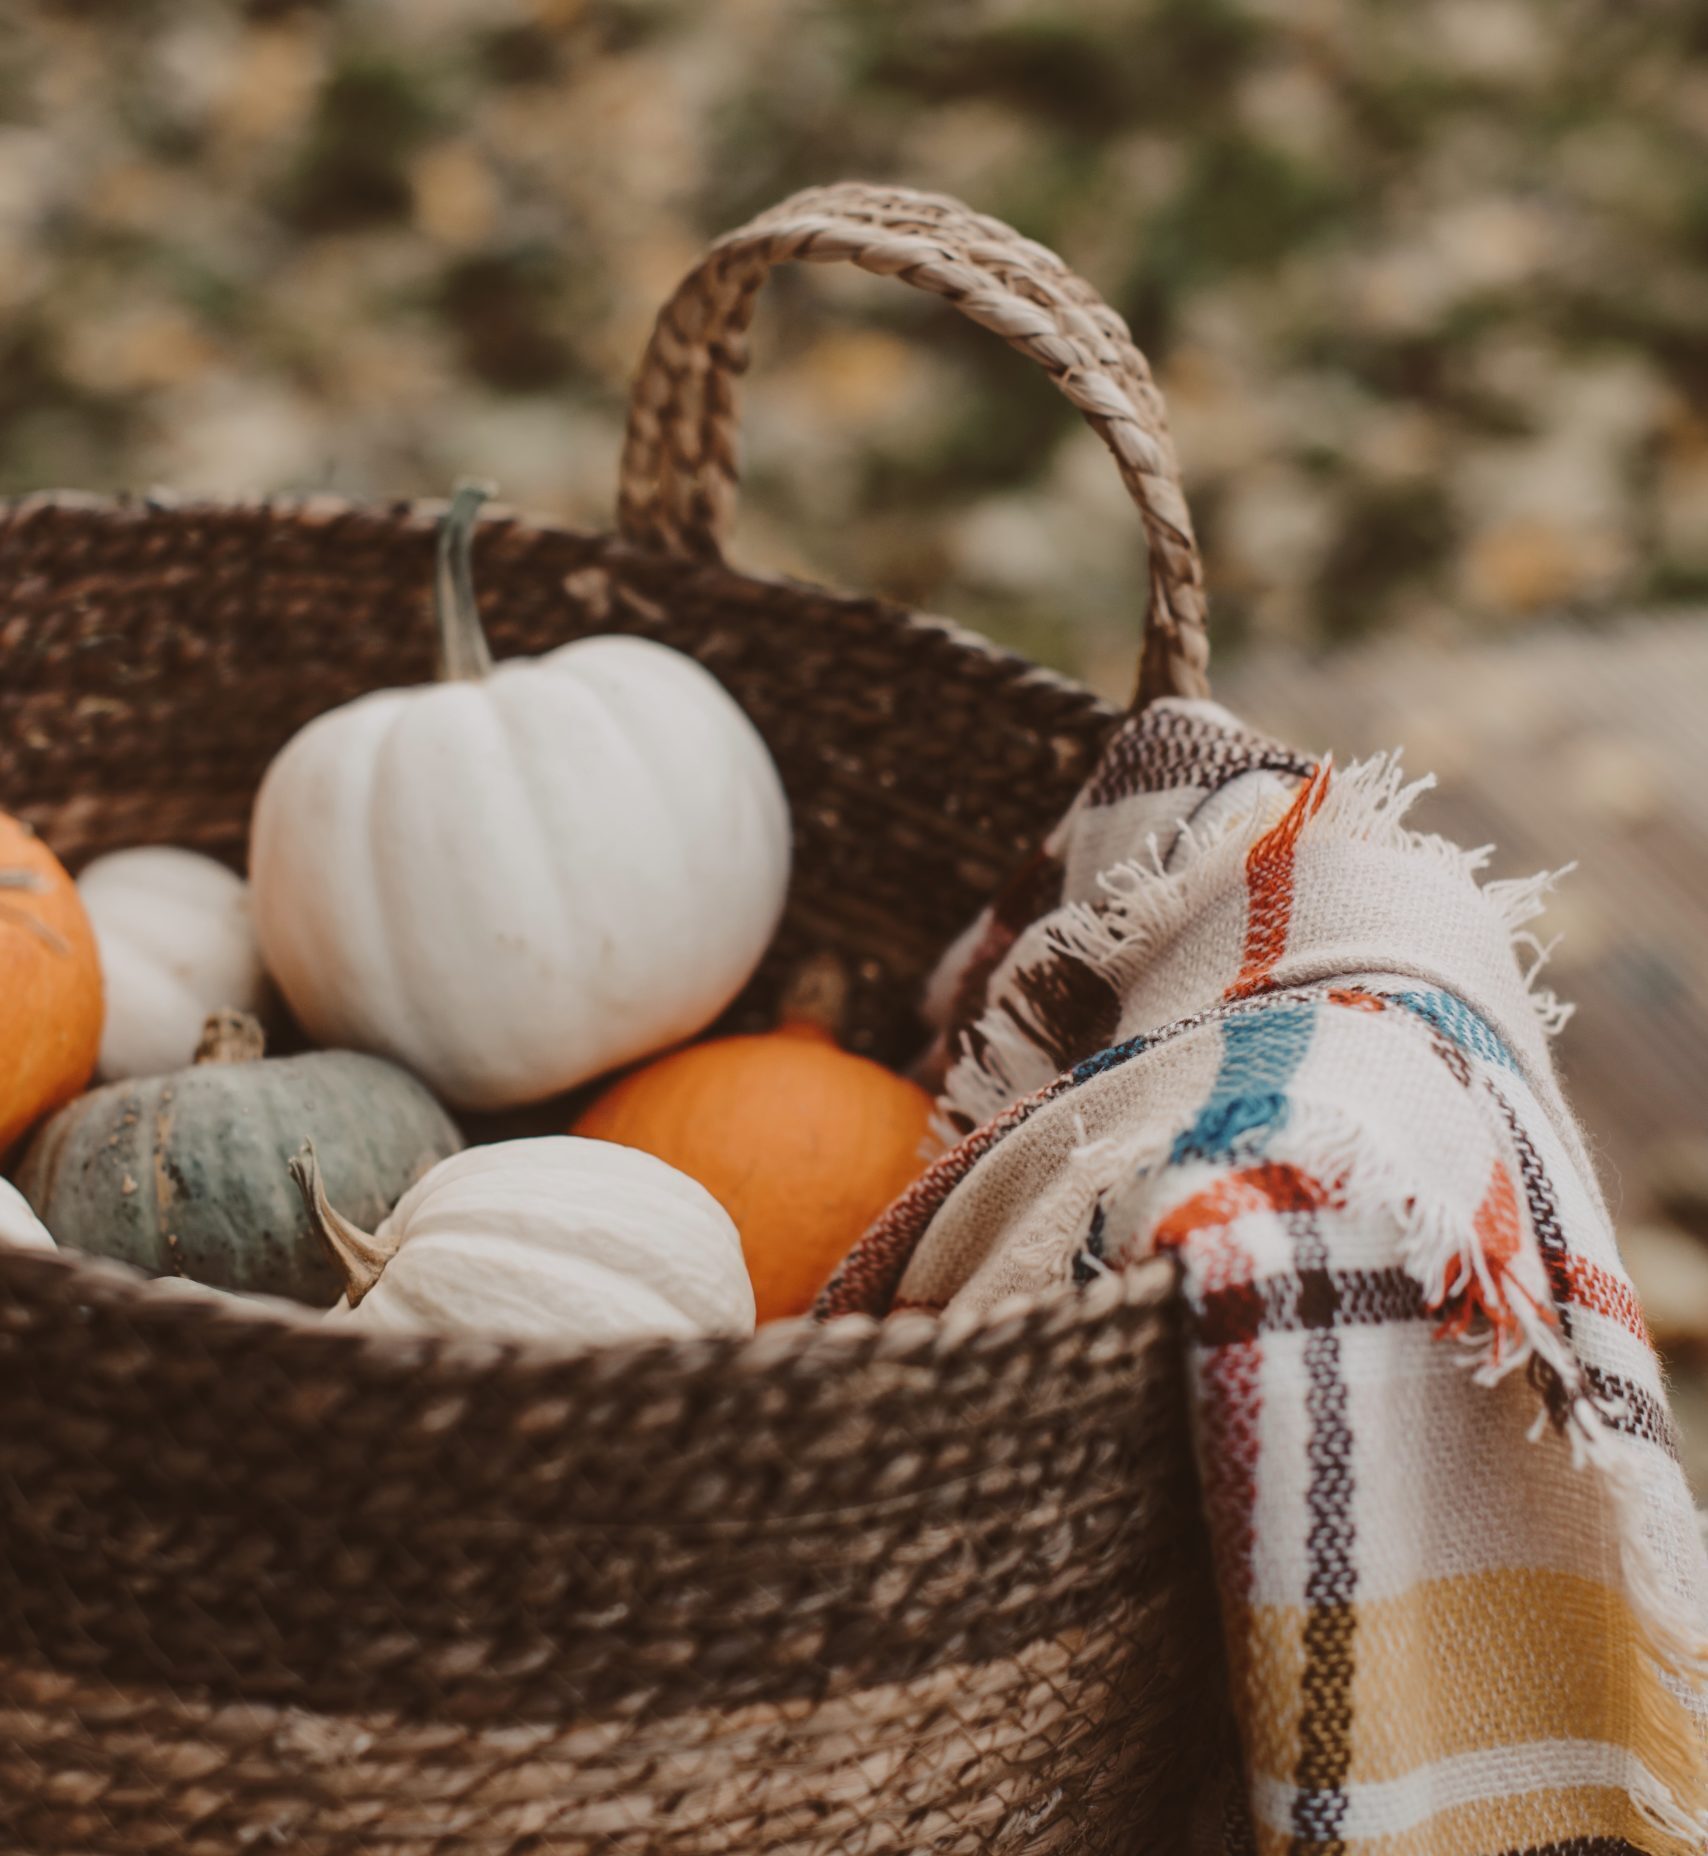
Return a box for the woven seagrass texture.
[0,1250,1221,1854]
[619,182,1209,708]
[0,184,1225,1851]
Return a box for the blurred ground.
[3,2,1707,1474]
[4,0,1708,682]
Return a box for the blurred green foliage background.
[3,0,1707,692]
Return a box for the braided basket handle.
[617,182,1210,706]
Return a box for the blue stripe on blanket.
[1071,1032,1151,1085]
[1382,989,1517,1070]
[1067,999,1318,1284]
[1170,1002,1318,1166]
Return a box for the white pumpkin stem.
[194,1009,266,1065]
[434,480,498,682]
[288,1141,399,1307]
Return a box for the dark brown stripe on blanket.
[1191,1270,1682,1469]
[1003,950,1123,1075]
[1193,1266,1424,1347]
[1086,705,1313,808]
[1490,1842,1649,1855]
[1288,1208,1356,1855]
[1485,1082,1575,1332]
[1583,1364,1683,1461]
[943,842,1067,1037]
[1482,1081,1680,1458]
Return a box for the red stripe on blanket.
[1189,1226,1264,1609]
[1152,1163,1336,1608]
[1152,1162,1338,1248]
[1225,763,1329,1001]
[1561,1254,1651,1343]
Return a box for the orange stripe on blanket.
[1153,1162,1338,1250]
[1560,1252,1651,1342]
[1226,764,1330,1000]
[1476,1155,1522,1270]
[1430,1158,1553,1354]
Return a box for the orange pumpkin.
[0,814,102,1155]
[574,972,935,1323]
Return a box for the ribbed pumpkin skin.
[17,1051,462,1304]
[78,845,267,1082]
[0,812,101,1156]
[574,1027,935,1323]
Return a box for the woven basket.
[0,184,1228,1855]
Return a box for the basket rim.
[0,485,1119,727]
[0,1236,1176,1380]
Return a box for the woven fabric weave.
[820,699,1708,1856]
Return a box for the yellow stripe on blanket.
[1241,1567,1703,1853]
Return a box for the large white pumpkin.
[0,1177,55,1251]
[250,487,790,1111]
[294,1136,755,1346]
[78,846,268,1081]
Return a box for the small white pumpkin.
[0,1177,55,1251]
[250,485,791,1111]
[291,1135,756,1346]
[79,846,267,1081]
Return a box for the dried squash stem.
[289,1141,399,1307]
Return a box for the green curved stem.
[434,480,498,681]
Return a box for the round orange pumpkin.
[0,814,102,1156]
[573,991,935,1324]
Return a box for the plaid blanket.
[819,700,1708,1855]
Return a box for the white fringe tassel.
[937,750,1577,1139]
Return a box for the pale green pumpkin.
[16,1011,462,1305]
